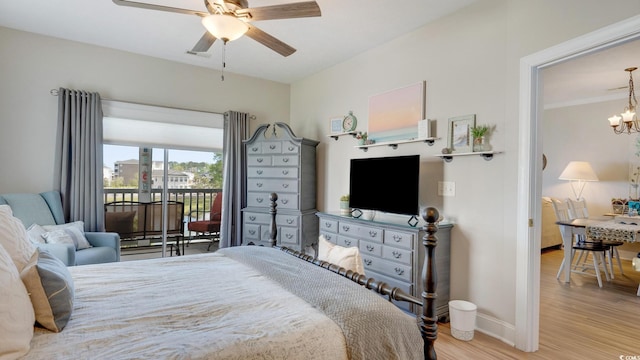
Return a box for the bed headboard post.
[269,193,278,247]
[420,207,439,360]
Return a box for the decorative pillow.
[317,235,365,275]
[0,205,36,272]
[42,221,92,250]
[105,211,136,236]
[20,248,74,332]
[27,224,47,244]
[0,243,35,358]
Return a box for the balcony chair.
[567,198,624,278]
[187,193,222,251]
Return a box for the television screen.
[349,155,420,216]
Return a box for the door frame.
[516,14,640,352]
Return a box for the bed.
[12,194,442,360]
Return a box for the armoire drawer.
[273,155,298,166]
[248,167,298,179]
[247,155,272,166]
[262,142,282,154]
[247,179,299,193]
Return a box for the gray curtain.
[219,111,249,248]
[54,88,105,232]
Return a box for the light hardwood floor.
[434,248,640,359]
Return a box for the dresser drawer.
[247,179,298,193]
[243,224,261,240]
[358,226,383,243]
[337,235,358,248]
[359,240,382,257]
[282,142,299,154]
[247,155,272,166]
[249,167,298,178]
[320,231,337,243]
[361,256,411,282]
[320,219,338,233]
[273,155,298,166]
[262,142,282,154]
[338,221,357,236]
[280,227,299,245]
[382,246,412,266]
[384,230,414,250]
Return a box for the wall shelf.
[434,150,503,162]
[355,137,439,152]
[328,131,358,140]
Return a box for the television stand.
[316,212,452,319]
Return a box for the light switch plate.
[438,181,455,196]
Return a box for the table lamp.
[558,161,599,200]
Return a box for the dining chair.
[567,198,624,278]
[551,198,610,287]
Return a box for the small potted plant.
[356,132,368,145]
[470,125,490,152]
[339,194,351,216]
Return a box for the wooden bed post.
[420,207,439,360]
[269,193,278,247]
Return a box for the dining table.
[554,216,640,284]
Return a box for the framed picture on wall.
[330,117,343,134]
[368,81,426,143]
[447,114,476,153]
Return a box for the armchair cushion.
[41,221,92,250]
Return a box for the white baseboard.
[475,311,516,347]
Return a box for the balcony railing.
[104,188,221,223]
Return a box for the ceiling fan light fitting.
[202,14,248,42]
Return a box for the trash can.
[448,300,477,341]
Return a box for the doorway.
[516,15,640,352]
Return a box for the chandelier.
[608,67,639,134]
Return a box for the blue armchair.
[0,191,120,266]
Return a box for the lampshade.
[558,161,599,181]
[559,161,598,200]
[202,14,248,42]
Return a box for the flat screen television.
[349,155,420,216]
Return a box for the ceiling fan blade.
[189,32,217,53]
[245,26,296,57]
[112,0,208,17]
[236,1,321,21]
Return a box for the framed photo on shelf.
[330,117,343,134]
[447,114,476,153]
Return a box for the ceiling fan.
[112,0,321,57]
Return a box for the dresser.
[242,123,319,252]
[317,212,453,318]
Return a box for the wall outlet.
[438,181,456,196]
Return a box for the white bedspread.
[25,252,348,360]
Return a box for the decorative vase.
[473,137,491,152]
[339,200,351,216]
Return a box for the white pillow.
[0,243,35,358]
[0,205,36,272]
[317,235,365,275]
[27,224,47,244]
[42,221,92,250]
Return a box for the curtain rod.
[49,88,255,120]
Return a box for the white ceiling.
[0,0,477,84]
[542,39,640,109]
